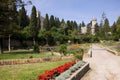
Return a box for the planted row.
[37,61,76,80]
[55,61,86,80]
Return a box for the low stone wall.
[106,48,119,55]
[0,56,74,65]
[66,63,90,80]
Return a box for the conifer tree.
[49,15,55,28]
[43,14,49,30]
[18,5,29,29]
[29,6,37,45]
[116,17,120,35]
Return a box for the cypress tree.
[103,18,110,33]
[18,5,29,29]
[29,6,37,45]
[49,15,55,27]
[103,18,110,39]
[43,14,49,30]
[116,17,120,35]
[111,22,116,33]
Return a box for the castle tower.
[91,18,97,35]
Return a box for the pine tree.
[104,18,110,33]
[54,17,60,28]
[94,23,100,35]
[43,14,49,30]
[73,21,78,31]
[37,11,41,31]
[81,21,85,27]
[116,17,120,35]
[29,6,37,45]
[111,22,116,33]
[0,0,20,53]
[103,18,110,39]
[18,5,29,29]
[79,23,82,33]
[49,15,55,28]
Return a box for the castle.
[81,18,97,35]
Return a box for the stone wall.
[66,63,90,80]
[0,56,74,65]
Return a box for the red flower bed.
[37,61,76,80]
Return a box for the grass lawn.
[0,50,54,60]
[0,60,71,80]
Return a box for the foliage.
[43,14,49,30]
[18,5,29,29]
[116,16,120,38]
[59,44,67,55]
[33,44,39,53]
[29,6,37,45]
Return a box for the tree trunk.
[0,38,3,54]
[45,38,48,46]
[33,37,36,45]
[8,34,11,52]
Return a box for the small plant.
[59,44,67,55]
[33,44,39,53]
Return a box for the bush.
[59,44,67,55]
[33,44,39,53]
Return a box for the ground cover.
[0,60,71,80]
[0,50,54,60]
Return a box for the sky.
[24,0,120,25]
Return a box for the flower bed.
[55,61,86,80]
[37,61,88,80]
[37,61,76,80]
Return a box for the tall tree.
[94,23,100,35]
[103,18,110,39]
[49,15,55,28]
[86,21,92,34]
[37,11,41,31]
[104,18,110,33]
[55,17,60,28]
[116,16,120,35]
[29,6,37,45]
[81,21,85,27]
[18,5,29,29]
[78,23,82,33]
[43,14,49,30]
[0,0,20,52]
[111,22,116,33]
[0,0,31,53]
[73,21,78,31]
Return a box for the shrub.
[33,44,39,53]
[59,44,67,55]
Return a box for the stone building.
[81,18,97,35]
[91,18,97,35]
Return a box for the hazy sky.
[25,0,120,25]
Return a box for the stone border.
[105,47,119,56]
[0,56,74,65]
[66,62,90,80]
[98,44,119,56]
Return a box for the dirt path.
[81,44,120,80]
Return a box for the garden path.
[81,44,120,80]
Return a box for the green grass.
[0,60,71,80]
[0,50,54,60]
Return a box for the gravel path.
[81,44,120,80]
